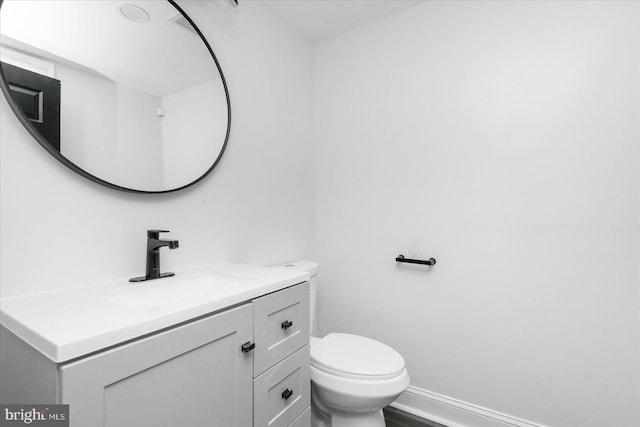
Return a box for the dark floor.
[383,406,448,427]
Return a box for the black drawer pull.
[281,320,293,330]
[281,388,293,400]
[241,341,255,353]
[396,254,436,266]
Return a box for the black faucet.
[129,230,179,282]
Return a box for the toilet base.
[312,406,385,427]
[311,390,386,427]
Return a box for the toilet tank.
[277,260,318,336]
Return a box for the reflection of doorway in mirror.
[1,62,61,152]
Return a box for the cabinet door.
[253,283,309,376]
[59,304,253,427]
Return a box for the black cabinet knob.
[281,320,293,330]
[281,388,293,400]
[241,341,255,353]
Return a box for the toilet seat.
[311,333,406,381]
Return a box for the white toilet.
[279,261,410,427]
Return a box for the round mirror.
[0,0,230,193]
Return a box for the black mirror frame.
[0,0,231,194]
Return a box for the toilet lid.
[311,333,406,380]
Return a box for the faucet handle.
[147,229,170,238]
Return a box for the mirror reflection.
[0,0,230,192]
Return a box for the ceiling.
[0,0,426,96]
[262,0,425,43]
[0,0,220,97]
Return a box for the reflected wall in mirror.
[0,0,230,193]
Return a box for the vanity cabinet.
[0,282,310,427]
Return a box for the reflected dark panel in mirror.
[0,0,230,193]
[2,61,61,151]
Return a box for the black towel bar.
[396,254,436,266]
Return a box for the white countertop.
[0,263,308,363]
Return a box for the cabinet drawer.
[254,345,310,427]
[253,282,310,376]
[288,407,310,427]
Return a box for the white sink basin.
[0,263,308,362]
[102,271,260,311]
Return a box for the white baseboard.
[390,386,548,427]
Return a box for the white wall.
[161,79,228,189]
[57,62,118,183]
[113,83,164,190]
[47,62,165,190]
[0,0,315,297]
[60,60,226,191]
[314,2,639,426]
